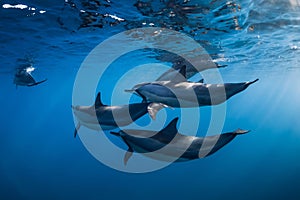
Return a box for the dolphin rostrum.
[14,67,47,88]
[111,117,249,165]
[72,92,165,138]
[126,65,258,108]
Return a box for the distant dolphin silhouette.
[155,51,227,81]
[111,117,249,165]
[14,68,47,88]
[72,92,165,138]
[126,65,258,107]
[156,63,226,81]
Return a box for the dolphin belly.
[124,134,199,162]
[96,103,149,127]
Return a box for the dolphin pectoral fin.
[27,79,47,87]
[74,123,81,138]
[114,136,134,165]
[147,103,169,120]
[124,149,133,165]
[110,131,133,165]
[74,128,78,138]
[234,129,250,135]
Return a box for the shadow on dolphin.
[111,117,249,165]
[126,65,258,108]
[14,67,47,88]
[72,92,166,138]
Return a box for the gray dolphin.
[72,92,165,138]
[156,62,226,81]
[14,68,47,88]
[111,117,249,165]
[126,65,258,108]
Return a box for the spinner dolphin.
[72,92,165,137]
[111,117,249,165]
[126,66,258,107]
[14,67,47,88]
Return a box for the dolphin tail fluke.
[74,123,81,138]
[245,79,259,87]
[147,103,170,120]
[28,79,47,87]
[233,129,250,135]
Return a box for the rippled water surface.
[1,0,300,199]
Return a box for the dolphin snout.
[124,89,135,93]
[71,105,80,111]
[125,82,149,93]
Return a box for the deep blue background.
[1,0,300,199]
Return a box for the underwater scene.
[1,0,300,199]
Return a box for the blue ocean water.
[1,0,300,199]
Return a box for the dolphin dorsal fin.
[95,92,105,108]
[170,65,187,83]
[198,79,204,83]
[178,65,186,78]
[158,117,179,140]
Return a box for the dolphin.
[126,65,258,108]
[111,117,249,165]
[14,67,47,88]
[156,62,227,81]
[72,92,165,138]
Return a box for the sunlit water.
[1,0,300,199]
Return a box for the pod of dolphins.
[72,64,258,165]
